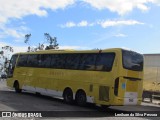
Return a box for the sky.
[0,0,160,54]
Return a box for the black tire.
[63,89,73,104]
[142,96,144,102]
[150,94,153,103]
[14,82,22,93]
[101,105,110,110]
[76,90,86,106]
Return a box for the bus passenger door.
[7,55,18,78]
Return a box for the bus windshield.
[122,50,143,71]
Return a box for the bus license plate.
[124,98,137,105]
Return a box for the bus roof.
[13,48,124,55]
[12,48,141,55]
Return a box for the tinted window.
[17,55,28,67]
[8,55,18,76]
[18,52,115,72]
[27,54,40,67]
[65,54,80,69]
[10,55,18,68]
[96,53,115,71]
[50,54,58,68]
[79,54,97,70]
[51,54,66,69]
[39,54,51,68]
[122,50,143,71]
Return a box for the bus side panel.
[34,68,51,95]
[13,67,28,89]
[48,69,113,105]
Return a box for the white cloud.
[0,42,8,48]
[0,0,75,24]
[61,19,144,28]
[0,0,75,40]
[0,41,27,53]
[2,27,24,39]
[82,0,160,15]
[0,0,159,25]
[62,22,76,28]
[61,20,93,28]
[77,21,88,27]
[0,23,28,40]
[98,20,144,28]
[114,33,127,37]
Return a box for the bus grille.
[99,86,109,101]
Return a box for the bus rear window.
[122,50,143,71]
[96,53,115,71]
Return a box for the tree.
[24,34,31,44]
[24,34,34,52]
[0,46,14,75]
[24,33,59,52]
[44,33,59,50]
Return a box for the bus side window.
[96,53,115,71]
[58,54,66,69]
[51,54,66,69]
[65,54,80,70]
[65,54,72,69]
[40,54,51,68]
[50,54,57,68]
[17,55,28,67]
[8,55,18,76]
[78,54,97,70]
[27,54,40,67]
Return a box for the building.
[143,54,160,101]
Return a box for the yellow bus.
[7,48,144,107]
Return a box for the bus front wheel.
[63,88,73,104]
[14,81,22,93]
[76,90,86,106]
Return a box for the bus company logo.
[2,112,12,117]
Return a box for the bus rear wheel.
[76,90,86,106]
[63,88,73,104]
[14,81,22,93]
[101,105,110,110]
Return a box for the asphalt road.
[0,79,159,120]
